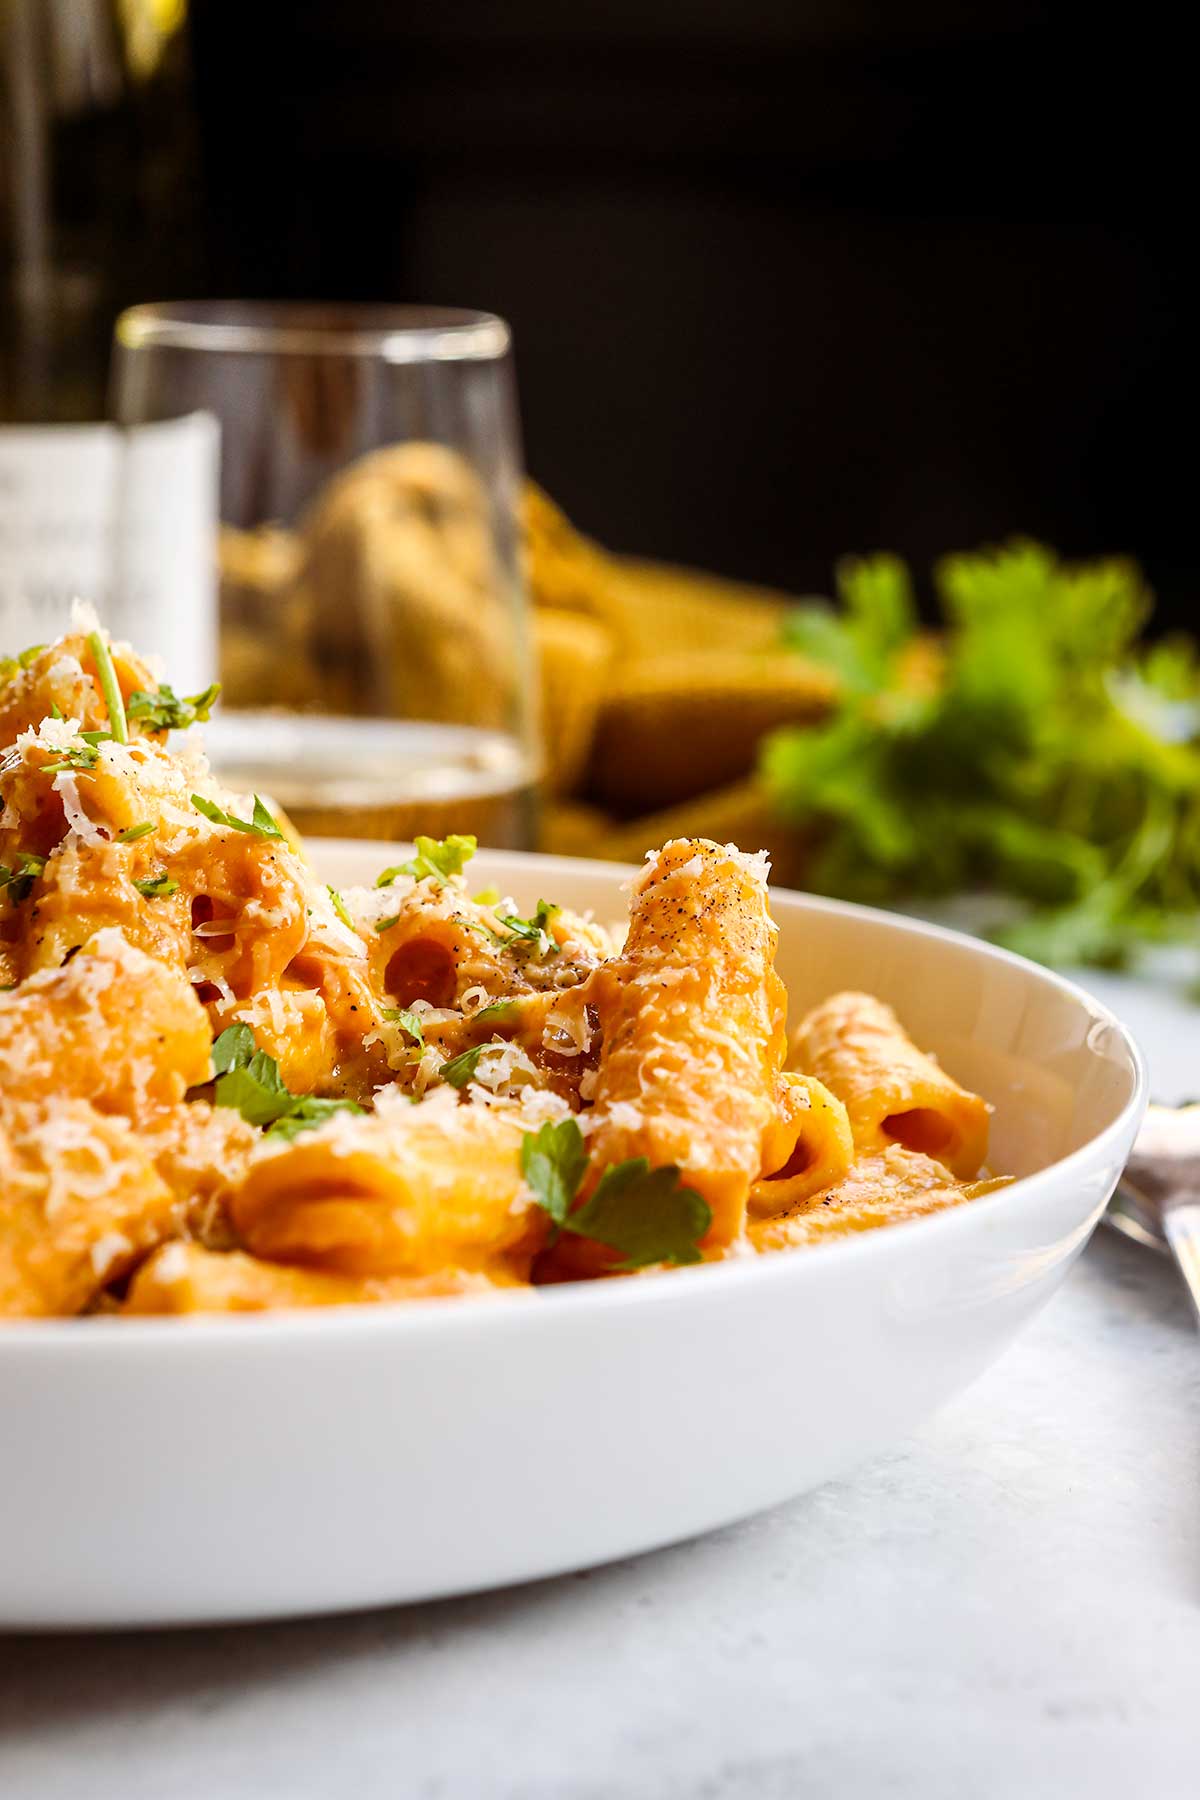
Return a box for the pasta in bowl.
[0,622,1144,1625]
[2,622,1007,1318]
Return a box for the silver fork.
[1107,1102,1200,1325]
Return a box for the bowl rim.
[0,848,1147,1354]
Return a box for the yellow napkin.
[216,460,831,862]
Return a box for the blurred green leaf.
[763,538,1200,981]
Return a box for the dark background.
[11,1,1198,621]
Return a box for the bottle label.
[0,413,219,687]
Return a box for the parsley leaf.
[209,1024,361,1134]
[520,1118,589,1226]
[0,852,47,904]
[518,1119,711,1267]
[377,834,477,888]
[86,630,128,746]
[473,999,519,1026]
[133,873,179,899]
[216,1057,295,1126]
[380,1006,425,1048]
[126,682,221,732]
[191,793,284,841]
[493,899,560,954]
[41,742,102,775]
[569,1160,711,1269]
[784,553,916,695]
[439,1044,486,1088]
[211,1023,255,1075]
[267,1097,365,1141]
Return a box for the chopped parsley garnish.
[519,1117,711,1268]
[126,681,221,732]
[377,833,477,888]
[374,912,400,934]
[211,1022,255,1074]
[0,852,47,904]
[473,999,519,1026]
[191,793,284,841]
[41,741,102,775]
[116,821,155,843]
[0,643,46,684]
[380,1006,425,1048]
[209,1024,363,1136]
[438,1044,487,1088]
[86,630,128,746]
[519,1118,589,1226]
[492,899,560,954]
[266,1097,366,1142]
[570,1161,711,1269]
[327,885,354,930]
[214,1054,294,1127]
[133,873,179,899]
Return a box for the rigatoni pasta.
[0,1098,178,1316]
[748,1148,1011,1254]
[749,1073,855,1218]
[550,837,787,1273]
[231,1097,547,1280]
[123,1243,512,1315]
[791,991,990,1179]
[0,616,1008,1319]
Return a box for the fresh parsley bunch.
[762,541,1200,972]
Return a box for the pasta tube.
[230,1098,547,1280]
[791,991,989,1179]
[135,1100,260,1249]
[0,928,212,1117]
[749,1145,1010,1253]
[0,1097,178,1316]
[748,1073,854,1217]
[123,1243,515,1315]
[0,632,159,747]
[570,838,786,1259]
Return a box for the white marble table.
[3,967,1198,1800]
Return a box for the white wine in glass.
[110,302,539,845]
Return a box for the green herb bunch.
[762,540,1200,971]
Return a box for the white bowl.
[0,846,1145,1628]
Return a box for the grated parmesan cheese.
[721,842,772,886]
[469,1039,539,1095]
[152,1242,189,1284]
[17,713,86,755]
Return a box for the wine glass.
[110,301,537,846]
